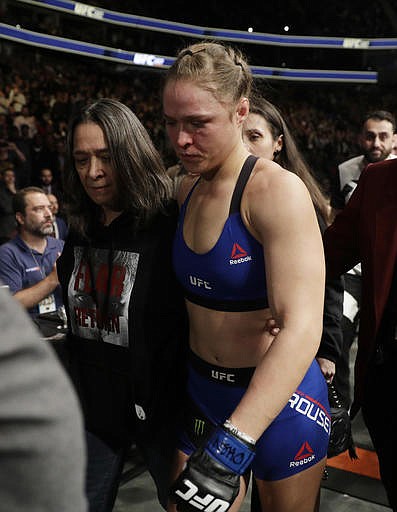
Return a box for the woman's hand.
[264,318,336,383]
[316,357,336,384]
[264,317,280,337]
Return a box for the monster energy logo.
[194,418,206,436]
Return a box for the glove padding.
[170,425,255,512]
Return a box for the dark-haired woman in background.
[243,93,343,384]
[243,94,344,511]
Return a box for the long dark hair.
[249,93,331,224]
[64,98,172,238]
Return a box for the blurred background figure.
[0,138,26,189]
[324,157,397,510]
[330,110,397,409]
[0,187,63,319]
[47,192,68,240]
[243,93,343,384]
[13,103,37,139]
[38,166,61,197]
[392,133,397,156]
[0,167,17,244]
[0,285,87,512]
[332,110,396,211]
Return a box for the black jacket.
[317,212,344,363]
[57,201,188,446]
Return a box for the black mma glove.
[170,422,255,512]
[327,382,356,458]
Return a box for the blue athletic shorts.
[178,350,330,481]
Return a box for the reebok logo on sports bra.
[173,155,269,312]
[229,243,252,265]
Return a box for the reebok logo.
[289,441,315,467]
[231,243,247,259]
[294,441,314,461]
[230,243,252,265]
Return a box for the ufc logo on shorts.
[175,479,230,511]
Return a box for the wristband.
[205,425,255,475]
[223,419,256,446]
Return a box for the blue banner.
[0,23,378,83]
[15,0,397,50]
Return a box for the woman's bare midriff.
[187,301,275,368]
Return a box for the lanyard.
[30,248,46,279]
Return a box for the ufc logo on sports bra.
[189,275,212,290]
[175,479,229,512]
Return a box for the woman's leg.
[361,355,397,510]
[85,431,128,512]
[255,457,327,512]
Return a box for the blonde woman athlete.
[163,42,330,512]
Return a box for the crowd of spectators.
[0,42,397,214]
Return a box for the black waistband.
[188,349,254,387]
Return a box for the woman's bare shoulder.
[249,157,306,198]
[176,173,200,206]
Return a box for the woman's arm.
[230,163,325,440]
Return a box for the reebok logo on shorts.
[230,243,252,265]
[289,441,315,467]
[294,441,314,461]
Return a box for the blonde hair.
[164,41,252,109]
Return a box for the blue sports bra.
[173,155,269,312]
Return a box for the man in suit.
[324,157,397,510]
[38,167,61,197]
[330,110,396,409]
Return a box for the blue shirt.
[0,235,64,318]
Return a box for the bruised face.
[163,79,248,176]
